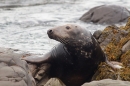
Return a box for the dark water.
[0,0,130,54]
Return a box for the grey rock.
[122,40,130,53]
[44,78,66,86]
[35,63,51,86]
[0,47,36,86]
[27,63,38,77]
[82,79,130,86]
[93,30,102,39]
[80,5,130,24]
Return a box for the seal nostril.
[48,29,53,34]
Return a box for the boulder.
[80,5,130,24]
[95,25,128,61]
[0,47,35,86]
[82,79,130,86]
[91,17,130,81]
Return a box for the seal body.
[47,24,106,86]
[48,43,105,86]
[25,24,107,86]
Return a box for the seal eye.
[66,26,71,30]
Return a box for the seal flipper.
[105,55,122,70]
[22,52,51,64]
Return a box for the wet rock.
[0,48,35,86]
[80,5,130,24]
[82,79,130,86]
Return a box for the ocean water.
[0,0,130,54]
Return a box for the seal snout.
[47,29,54,39]
[47,29,53,34]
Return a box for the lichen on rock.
[121,50,130,67]
[92,62,119,80]
[93,17,130,82]
[120,67,130,81]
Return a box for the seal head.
[47,24,93,48]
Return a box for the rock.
[44,78,66,86]
[98,25,127,47]
[87,17,130,84]
[97,25,128,61]
[92,17,130,81]
[91,62,120,81]
[122,40,130,53]
[90,61,130,81]
[0,47,51,86]
[121,50,130,67]
[80,5,130,24]
[27,63,38,77]
[34,63,50,86]
[93,30,102,39]
[0,49,35,86]
[82,79,130,86]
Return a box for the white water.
[0,0,130,54]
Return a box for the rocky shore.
[0,18,130,86]
[0,1,130,85]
